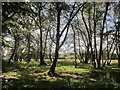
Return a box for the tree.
[93,2,98,66]
[71,24,77,68]
[29,2,48,65]
[2,2,32,64]
[98,2,109,68]
[38,3,47,65]
[81,3,96,67]
[8,23,20,64]
[118,1,120,67]
[48,2,86,75]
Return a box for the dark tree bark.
[8,47,15,64]
[107,46,116,66]
[88,6,96,68]
[77,28,88,63]
[49,41,53,63]
[8,33,18,64]
[81,5,96,68]
[98,2,109,68]
[42,29,49,62]
[77,30,83,63]
[38,3,47,65]
[84,44,90,63]
[93,2,98,66]
[48,3,61,75]
[27,33,31,62]
[71,25,77,68]
[14,38,19,62]
[118,1,120,67]
[102,23,109,67]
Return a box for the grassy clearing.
[2,59,120,89]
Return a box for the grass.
[2,59,120,90]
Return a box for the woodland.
[1,2,120,89]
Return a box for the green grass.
[2,59,120,90]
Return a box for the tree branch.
[60,2,87,36]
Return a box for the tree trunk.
[27,33,31,62]
[102,22,111,67]
[39,3,47,65]
[118,1,120,67]
[93,2,97,68]
[107,46,115,66]
[81,5,96,67]
[84,45,89,63]
[72,25,77,68]
[71,25,77,66]
[48,3,61,75]
[48,2,86,75]
[98,2,109,68]
[49,42,53,62]
[42,30,49,63]
[88,7,96,68]
[48,46,59,75]
[14,34,19,62]
[8,34,18,64]
[8,47,15,64]
[77,30,83,63]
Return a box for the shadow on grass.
[2,60,120,89]
[3,77,67,90]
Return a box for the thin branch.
[48,26,56,44]
[59,24,69,48]
[60,2,87,36]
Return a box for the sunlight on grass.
[56,65,89,73]
[2,60,120,89]
[3,71,21,79]
[2,60,90,83]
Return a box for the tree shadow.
[2,72,72,90]
[2,60,120,89]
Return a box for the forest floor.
[2,59,120,90]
